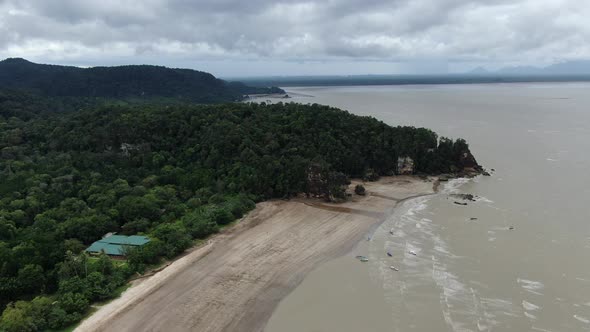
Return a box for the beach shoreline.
[75,176,437,332]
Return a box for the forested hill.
[0,58,283,103]
[0,92,480,330]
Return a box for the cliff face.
[438,148,487,181]
[397,156,415,175]
[459,151,480,170]
[458,150,487,176]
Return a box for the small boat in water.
[356,255,369,262]
[409,250,417,256]
[390,266,399,271]
[387,252,392,257]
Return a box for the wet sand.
[75,176,435,332]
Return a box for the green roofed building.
[86,234,150,257]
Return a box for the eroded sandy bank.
[75,176,436,332]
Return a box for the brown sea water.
[264,84,590,332]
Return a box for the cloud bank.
[1,0,589,75]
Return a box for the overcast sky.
[1,0,589,76]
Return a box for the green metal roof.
[101,235,150,246]
[85,234,150,256]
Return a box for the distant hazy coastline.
[235,74,590,88]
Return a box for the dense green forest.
[0,89,478,331]
[0,58,283,103]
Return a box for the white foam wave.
[374,179,519,332]
[480,298,516,313]
[522,300,541,311]
[434,244,450,255]
[476,320,488,331]
[431,255,476,332]
[525,312,537,320]
[475,297,518,330]
[406,201,428,216]
[475,196,494,204]
[517,278,545,295]
[517,278,544,290]
[574,315,590,324]
[532,327,554,332]
[392,229,405,237]
[442,177,471,194]
[377,193,478,332]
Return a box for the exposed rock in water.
[450,193,477,201]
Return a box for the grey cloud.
[1,0,589,75]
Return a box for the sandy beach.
[75,176,436,332]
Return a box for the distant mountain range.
[0,58,283,103]
[469,60,590,75]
